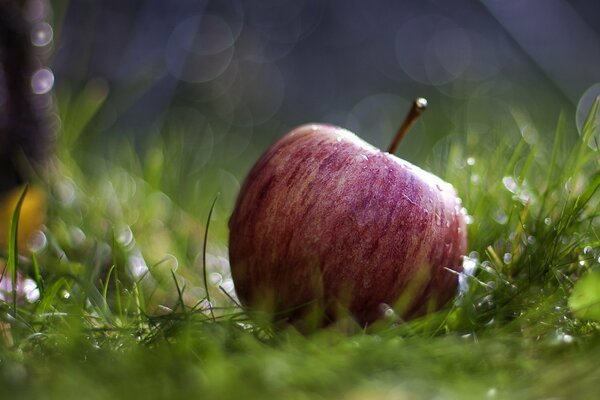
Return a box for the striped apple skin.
[229,124,467,326]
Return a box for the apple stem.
[387,97,428,154]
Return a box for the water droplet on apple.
[336,136,342,142]
[360,154,368,161]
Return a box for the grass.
[0,86,599,399]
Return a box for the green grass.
[1,87,600,399]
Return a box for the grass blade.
[202,194,219,321]
[6,185,29,317]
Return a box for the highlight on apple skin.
[228,123,468,327]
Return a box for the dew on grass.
[116,226,134,248]
[492,210,507,225]
[27,231,47,253]
[584,246,593,254]
[383,308,396,319]
[61,290,71,300]
[481,260,493,271]
[55,179,76,206]
[221,278,235,293]
[477,295,494,309]
[554,331,574,345]
[462,256,477,275]
[544,217,552,226]
[527,235,536,245]
[379,303,397,320]
[31,22,53,46]
[68,227,86,247]
[129,254,148,280]
[469,251,479,260]
[579,260,586,266]
[459,256,478,292]
[466,157,476,166]
[502,176,518,193]
[564,177,573,193]
[503,253,512,264]
[465,214,475,224]
[470,174,480,184]
[23,279,40,303]
[31,68,54,94]
[236,322,252,330]
[198,299,213,312]
[209,272,223,286]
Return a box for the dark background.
[46,0,600,165]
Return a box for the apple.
[228,99,467,327]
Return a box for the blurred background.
[24,0,596,232]
[48,0,600,158]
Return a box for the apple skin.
[229,124,467,326]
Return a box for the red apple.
[228,100,467,327]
